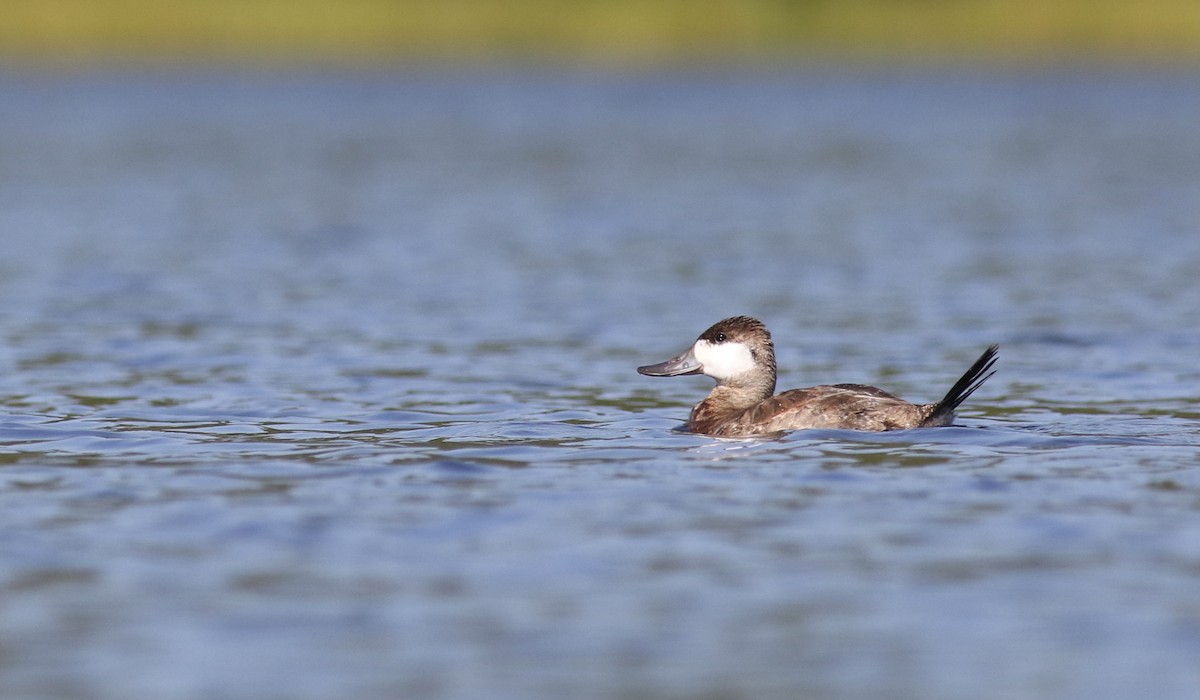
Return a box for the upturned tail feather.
[921,344,999,427]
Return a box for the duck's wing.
[828,383,903,400]
[732,385,927,433]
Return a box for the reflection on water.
[1,69,1200,700]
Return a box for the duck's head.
[637,316,777,394]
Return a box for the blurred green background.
[4,0,1199,67]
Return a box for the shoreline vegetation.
[3,0,1199,67]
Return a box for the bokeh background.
[3,4,1200,700]
[4,0,1199,66]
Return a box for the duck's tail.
[920,344,999,427]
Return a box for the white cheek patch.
[693,339,756,380]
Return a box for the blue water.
[1,68,1199,699]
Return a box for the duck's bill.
[637,348,702,377]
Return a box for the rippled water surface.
[2,69,1200,699]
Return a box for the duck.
[637,316,998,437]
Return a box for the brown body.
[688,383,943,436]
[638,316,997,437]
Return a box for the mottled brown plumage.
[638,316,998,437]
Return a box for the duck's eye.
[714,332,727,343]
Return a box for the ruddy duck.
[638,316,998,437]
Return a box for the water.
[1,68,1199,700]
